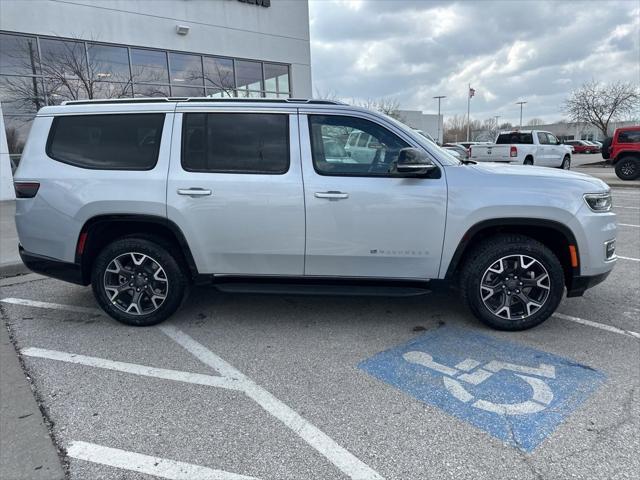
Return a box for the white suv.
[13,98,617,330]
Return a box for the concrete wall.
[396,110,443,143]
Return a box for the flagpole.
[466,83,471,142]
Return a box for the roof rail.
[62,97,347,106]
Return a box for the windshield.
[383,113,461,166]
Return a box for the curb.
[0,262,29,279]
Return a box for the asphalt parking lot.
[1,187,638,480]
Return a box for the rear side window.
[618,130,640,143]
[181,113,289,174]
[496,133,533,144]
[47,114,165,170]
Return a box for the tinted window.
[47,114,165,170]
[182,113,289,174]
[309,115,410,176]
[496,132,533,144]
[618,130,640,143]
[130,49,169,84]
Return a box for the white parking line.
[553,313,640,339]
[160,325,385,480]
[617,255,640,262]
[618,223,640,228]
[0,298,102,315]
[67,441,260,480]
[21,347,244,391]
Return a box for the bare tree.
[444,115,482,143]
[527,118,545,126]
[563,80,639,137]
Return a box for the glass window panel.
[39,38,87,81]
[87,44,131,83]
[264,63,289,93]
[206,88,234,98]
[0,76,45,114]
[93,82,133,99]
[264,92,278,98]
[237,90,263,98]
[2,114,34,157]
[47,114,165,170]
[130,48,169,84]
[203,57,234,94]
[170,85,204,97]
[44,78,89,105]
[308,115,410,177]
[235,60,262,91]
[168,52,203,85]
[133,83,170,98]
[277,92,290,99]
[181,113,289,174]
[0,33,40,76]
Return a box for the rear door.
[167,105,305,275]
[299,110,447,279]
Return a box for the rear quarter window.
[618,130,640,143]
[46,114,165,170]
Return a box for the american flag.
[469,87,476,98]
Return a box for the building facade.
[0,0,312,199]
[396,110,443,143]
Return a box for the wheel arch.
[445,218,580,288]
[76,214,199,284]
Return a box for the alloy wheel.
[620,160,637,177]
[480,255,550,320]
[103,252,169,315]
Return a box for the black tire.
[459,234,565,331]
[560,155,571,170]
[523,157,534,166]
[601,137,612,160]
[91,237,188,326]
[614,156,640,181]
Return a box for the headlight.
[584,192,612,212]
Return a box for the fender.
[444,217,579,280]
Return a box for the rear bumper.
[566,270,611,297]
[19,245,87,285]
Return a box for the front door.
[299,112,447,279]
[167,109,305,275]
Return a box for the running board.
[213,283,431,297]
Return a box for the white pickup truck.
[469,130,572,169]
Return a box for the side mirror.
[396,148,437,174]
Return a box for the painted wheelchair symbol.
[403,351,556,415]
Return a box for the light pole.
[433,95,446,144]
[516,101,527,128]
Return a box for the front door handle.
[177,188,212,197]
[314,191,349,199]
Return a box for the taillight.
[14,181,40,198]
[510,146,517,157]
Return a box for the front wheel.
[460,235,565,331]
[91,237,187,326]
[615,156,640,180]
[560,155,571,170]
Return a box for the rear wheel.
[615,156,640,180]
[460,235,565,331]
[523,157,534,166]
[560,155,571,170]
[91,237,187,326]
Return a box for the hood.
[467,162,609,191]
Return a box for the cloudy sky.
[309,0,640,124]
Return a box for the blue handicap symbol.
[358,327,605,451]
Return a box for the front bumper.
[566,270,612,297]
[19,245,87,285]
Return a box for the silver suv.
[14,98,617,330]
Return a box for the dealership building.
[0,0,312,199]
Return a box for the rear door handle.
[177,188,212,197]
[314,191,349,199]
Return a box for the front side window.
[47,114,165,170]
[537,132,549,144]
[181,113,289,174]
[547,133,558,144]
[308,115,410,176]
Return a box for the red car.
[563,140,600,154]
[602,126,640,180]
